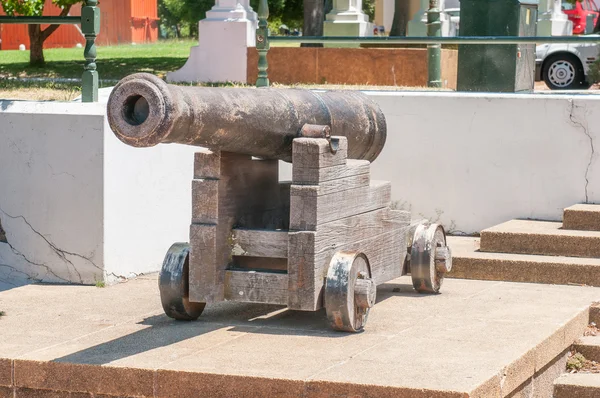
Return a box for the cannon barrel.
[107,73,387,162]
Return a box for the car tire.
[542,53,586,90]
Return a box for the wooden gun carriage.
[107,73,452,332]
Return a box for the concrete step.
[574,336,600,362]
[448,236,600,286]
[554,373,600,398]
[564,204,600,232]
[480,219,600,258]
[2,275,600,398]
[591,303,600,325]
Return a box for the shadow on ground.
[51,281,429,366]
[0,57,187,80]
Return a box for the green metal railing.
[268,36,600,45]
[256,0,600,88]
[0,0,100,102]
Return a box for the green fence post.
[81,0,100,102]
[427,0,442,88]
[256,0,270,88]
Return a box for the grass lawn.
[0,39,198,100]
[0,39,305,100]
[0,39,197,80]
[0,39,453,100]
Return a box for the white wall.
[2,90,598,286]
[365,91,599,234]
[0,100,198,286]
[103,123,196,281]
[0,102,105,286]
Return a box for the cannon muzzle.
[107,73,386,162]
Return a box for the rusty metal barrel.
[107,73,387,162]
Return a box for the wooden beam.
[290,180,392,231]
[231,229,288,258]
[224,270,288,305]
[293,159,370,185]
[290,172,370,197]
[189,151,280,304]
[291,137,348,169]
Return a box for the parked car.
[562,0,599,35]
[535,35,599,89]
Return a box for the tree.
[161,0,214,38]
[0,0,83,66]
[159,0,302,39]
[302,0,323,45]
[389,0,410,36]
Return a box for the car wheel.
[543,54,586,90]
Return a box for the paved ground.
[0,275,599,397]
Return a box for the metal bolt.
[355,276,376,310]
[434,246,452,273]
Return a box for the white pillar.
[382,0,395,32]
[167,0,257,83]
[538,0,573,36]
[324,0,375,37]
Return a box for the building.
[0,0,159,51]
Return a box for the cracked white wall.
[1,91,598,287]
[0,103,104,287]
[0,101,199,287]
[364,91,599,234]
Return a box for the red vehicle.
[562,0,600,34]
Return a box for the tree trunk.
[302,0,324,47]
[27,6,73,67]
[324,0,333,16]
[29,25,45,66]
[389,0,411,36]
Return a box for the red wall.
[0,0,83,50]
[0,0,158,51]
[130,0,159,44]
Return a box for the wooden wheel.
[325,251,376,332]
[159,242,206,321]
[410,224,452,294]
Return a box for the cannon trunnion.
[107,74,452,332]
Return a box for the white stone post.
[324,0,375,37]
[538,0,573,36]
[167,0,257,83]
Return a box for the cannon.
[107,73,452,332]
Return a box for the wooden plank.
[288,227,406,311]
[231,229,288,258]
[292,137,348,169]
[189,223,220,303]
[287,209,409,311]
[224,270,288,305]
[287,231,317,310]
[191,179,218,224]
[252,182,291,231]
[293,159,370,185]
[189,152,281,304]
[194,150,220,179]
[290,180,391,231]
[232,257,288,272]
[290,172,370,197]
[312,228,407,307]
[311,208,410,254]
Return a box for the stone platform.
[1,275,599,398]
